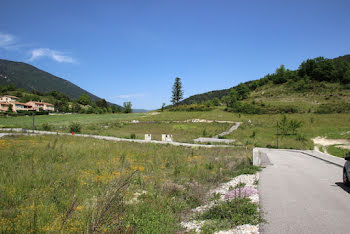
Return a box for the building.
[0,102,10,112]
[25,101,55,111]
[0,95,55,112]
[0,95,19,103]
[11,102,32,112]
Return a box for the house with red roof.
[0,95,55,112]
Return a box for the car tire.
[343,168,350,186]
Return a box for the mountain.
[179,54,350,106]
[0,59,118,106]
[133,109,149,113]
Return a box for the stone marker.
[145,134,152,141]
[162,134,173,142]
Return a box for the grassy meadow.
[83,122,231,142]
[142,111,350,151]
[1,109,350,232]
[223,113,350,150]
[1,110,350,149]
[0,134,255,233]
[0,113,144,130]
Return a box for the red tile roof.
[26,101,54,106]
[12,102,31,106]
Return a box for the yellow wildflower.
[113,172,121,177]
[131,165,144,171]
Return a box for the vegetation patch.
[0,135,251,232]
[198,198,261,233]
[326,145,350,158]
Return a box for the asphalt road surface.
[259,149,350,234]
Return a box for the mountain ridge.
[0,59,120,107]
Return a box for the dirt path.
[193,122,241,144]
[215,122,242,138]
[312,137,350,146]
[312,136,350,152]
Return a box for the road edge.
[253,147,345,168]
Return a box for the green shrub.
[168,104,212,112]
[316,103,350,114]
[69,122,81,133]
[130,133,136,139]
[202,129,207,137]
[42,122,51,131]
[198,198,261,232]
[296,134,307,142]
[326,146,350,158]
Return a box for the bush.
[198,198,261,232]
[87,173,135,233]
[227,103,264,114]
[130,133,136,139]
[296,134,306,142]
[69,122,81,133]
[277,106,299,113]
[315,103,350,114]
[42,122,51,131]
[168,104,212,112]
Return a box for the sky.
[0,0,349,109]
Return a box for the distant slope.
[179,54,350,105]
[180,89,231,105]
[0,59,118,105]
[133,109,149,113]
[333,54,350,63]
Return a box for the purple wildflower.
[224,187,258,199]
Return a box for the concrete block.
[162,134,173,142]
[145,134,152,141]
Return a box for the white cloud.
[29,48,76,63]
[0,32,16,49]
[114,93,145,99]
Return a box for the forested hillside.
[179,55,350,107]
[0,59,102,101]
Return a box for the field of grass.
[224,113,350,150]
[143,111,350,150]
[0,112,232,143]
[83,122,230,142]
[0,113,144,129]
[1,110,350,150]
[0,135,256,233]
[249,81,350,113]
[326,145,350,158]
[142,108,238,121]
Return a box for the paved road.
[259,149,350,234]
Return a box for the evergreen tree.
[171,77,184,105]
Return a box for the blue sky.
[1,0,349,109]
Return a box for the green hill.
[0,59,113,104]
[178,55,350,113]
